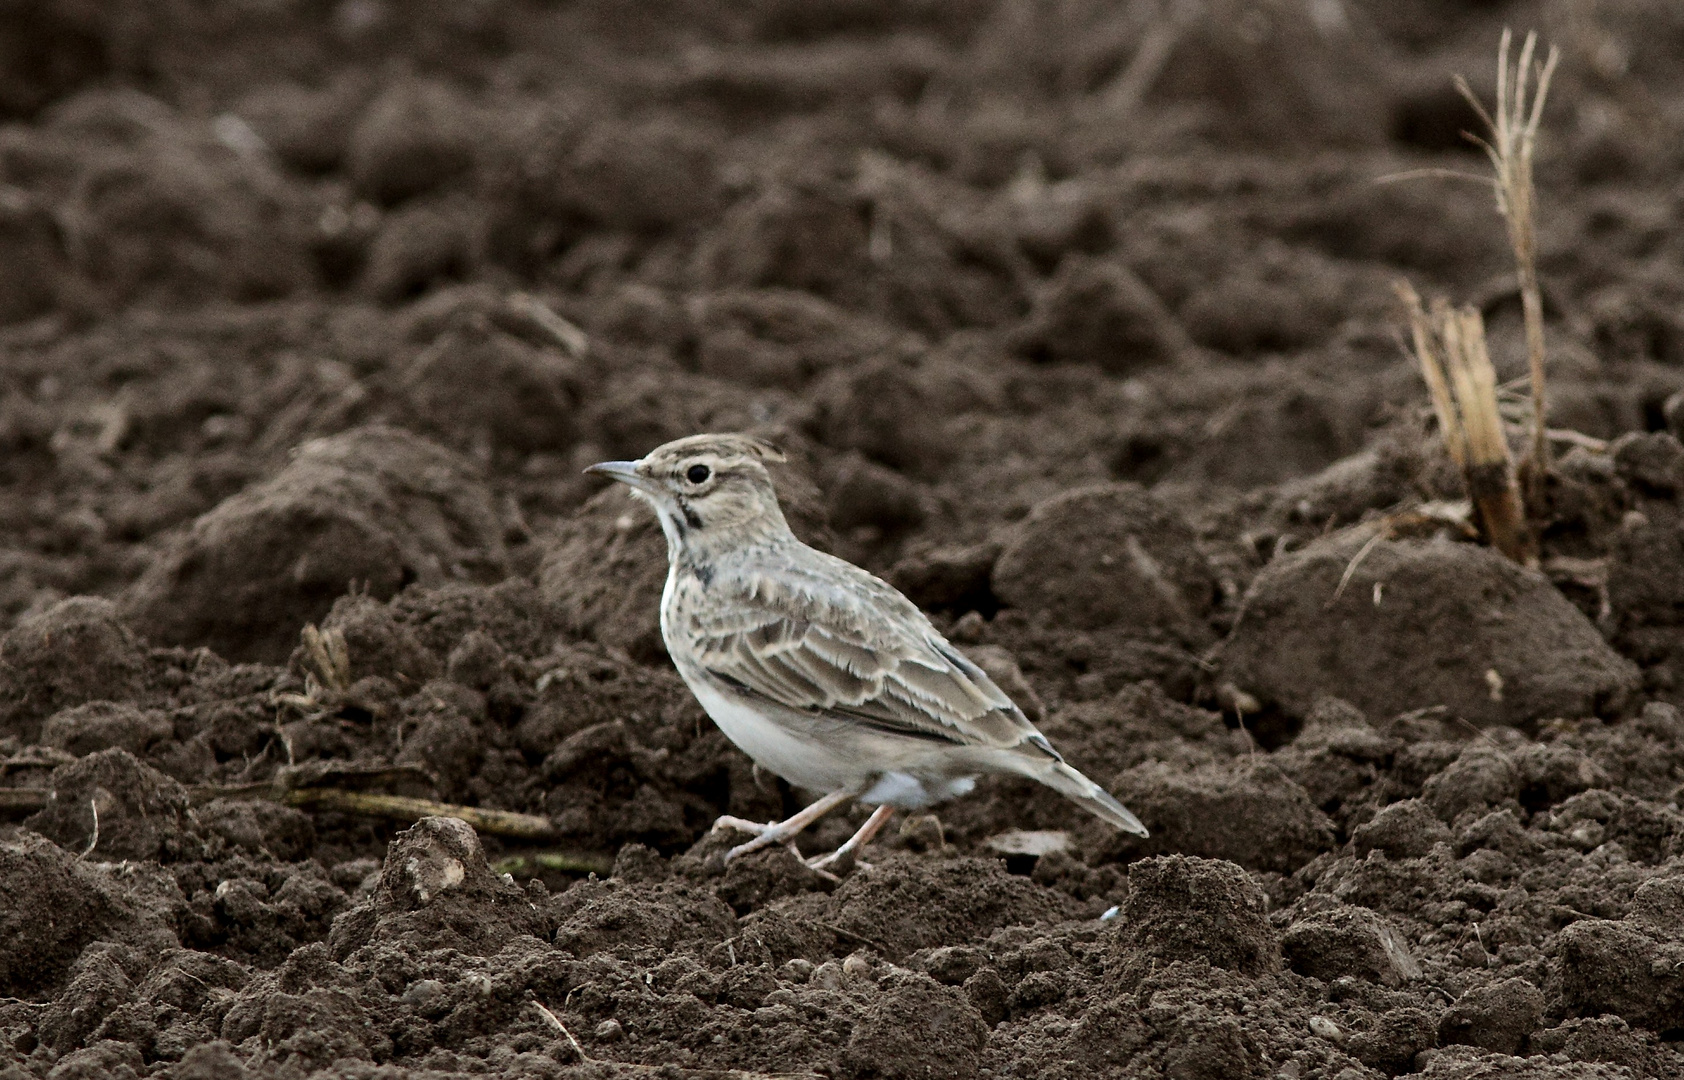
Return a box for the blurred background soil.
[4,0,1684,1077]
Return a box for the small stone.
[593,1019,623,1043]
[919,946,987,987]
[401,979,450,1019]
[897,814,947,853]
[1308,1016,1345,1045]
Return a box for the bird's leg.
[715,790,852,862]
[807,804,895,874]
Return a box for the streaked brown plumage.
[587,433,1147,870]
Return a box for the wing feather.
[678,557,1043,750]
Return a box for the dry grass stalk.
[299,622,352,695]
[0,784,564,841]
[1101,0,1199,116]
[1457,28,1560,508]
[1398,282,1537,566]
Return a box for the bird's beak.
[584,460,654,494]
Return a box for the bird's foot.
[804,804,895,876]
[710,791,854,863]
[710,815,775,835]
[709,815,800,862]
[805,849,871,876]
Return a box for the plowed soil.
[5,2,1684,1078]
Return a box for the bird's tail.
[1033,759,1150,837]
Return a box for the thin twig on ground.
[0,783,562,843]
[78,797,99,860]
[531,1001,590,1062]
[1101,0,1199,116]
[492,850,616,878]
[280,789,561,839]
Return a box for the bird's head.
[586,433,792,555]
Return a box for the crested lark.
[587,433,1148,871]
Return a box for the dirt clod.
[122,425,506,663]
[841,971,989,1080]
[1281,905,1422,987]
[1437,976,1544,1056]
[1110,855,1280,982]
[352,815,548,957]
[0,831,113,996]
[0,598,147,743]
[1221,535,1641,727]
[993,483,1217,633]
[25,748,200,862]
[1105,758,1335,872]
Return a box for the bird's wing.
[679,554,1048,751]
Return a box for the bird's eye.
[685,464,711,485]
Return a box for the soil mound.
[331,816,549,959]
[1104,758,1335,872]
[1220,533,1641,727]
[122,425,506,663]
[993,482,1217,634]
[822,853,1074,962]
[0,598,147,743]
[24,748,201,862]
[1108,854,1280,983]
[0,831,115,996]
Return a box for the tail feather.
[1036,760,1150,838]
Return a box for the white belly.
[683,671,861,794]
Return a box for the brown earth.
[4,1,1684,1077]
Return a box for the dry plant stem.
[1458,28,1560,508]
[1444,305,1534,565]
[0,785,562,842]
[1398,286,1536,565]
[280,789,560,839]
[1102,0,1198,116]
[1398,281,1467,470]
[299,622,352,694]
[531,1001,590,1062]
[491,850,616,877]
[0,788,47,813]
